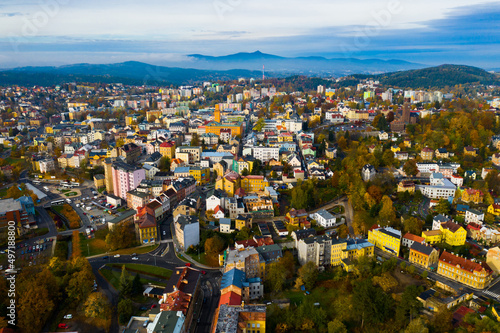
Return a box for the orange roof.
[423,230,442,237]
[403,233,425,243]
[439,251,492,274]
[160,289,191,314]
[219,291,242,307]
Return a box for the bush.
[71,230,82,258]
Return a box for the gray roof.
[315,209,335,220]
[0,198,22,214]
[410,242,436,256]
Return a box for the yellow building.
[159,141,176,160]
[367,226,401,256]
[93,174,105,189]
[205,121,244,137]
[137,215,158,244]
[420,147,434,161]
[421,230,443,245]
[403,139,412,148]
[235,214,252,231]
[409,242,439,269]
[216,171,241,197]
[464,146,477,157]
[332,238,374,272]
[461,188,484,204]
[238,311,266,333]
[397,181,415,193]
[440,221,466,246]
[488,204,500,216]
[240,176,269,193]
[437,251,492,289]
[189,166,210,186]
[391,145,401,153]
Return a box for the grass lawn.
[284,290,306,305]
[5,157,26,166]
[329,205,344,214]
[99,266,166,291]
[97,187,105,193]
[0,188,7,198]
[108,263,172,279]
[80,228,110,257]
[61,189,70,193]
[65,192,77,197]
[34,227,49,237]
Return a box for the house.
[362,164,376,182]
[420,147,434,161]
[175,215,200,251]
[402,233,425,248]
[463,146,477,156]
[456,204,469,215]
[206,189,226,212]
[310,209,337,228]
[368,226,401,256]
[432,214,452,230]
[378,131,389,140]
[465,209,484,225]
[437,251,493,289]
[291,228,316,247]
[297,235,332,267]
[397,181,415,193]
[421,230,443,245]
[461,188,484,204]
[488,203,500,216]
[435,148,449,159]
[219,218,232,233]
[213,205,225,219]
[331,238,374,272]
[285,208,308,227]
[440,221,466,246]
[235,214,252,231]
[492,153,500,166]
[409,242,439,269]
[486,247,500,274]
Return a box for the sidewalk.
[177,251,219,270]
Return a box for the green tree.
[241,168,249,176]
[434,198,451,215]
[191,133,200,146]
[118,298,134,324]
[396,285,423,327]
[403,159,419,177]
[298,261,318,290]
[404,318,428,333]
[328,319,348,333]
[158,156,171,172]
[132,273,143,295]
[352,279,394,328]
[253,118,265,131]
[119,265,132,296]
[266,262,287,294]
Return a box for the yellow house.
[437,251,492,289]
[159,141,176,159]
[368,226,401,256]
[493,305,500,322]
[216,171,241,197]
[93,174,105,189]
[464,146,477,156]
[488,204,500,216]
[440,221,466,246]
[391,145,401,153]
[235,215,252,230]
[189,166,210,186]
[420,147,434,160]
[137,215,157,244]
[238,311,266,333]
[421,230,443,244]
[332,238,374,272]
[403,139,412,148]
[461,188,484,204]
[397,181,415,193]
[409,242,439,269]
[45,126,54,134]
[240,176,269,193]
[213,161,227,177]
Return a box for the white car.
[63,314,73,319]
[114,254,120,258]
[131,257,139,260]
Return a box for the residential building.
[397,181,415,193]
[437,251,492,289]
[126,190,152,211]
[362,164,376,182]
[420,147,434,160]
[175,215,200,251]
[488,203,500,216]
[421,230,443,245]
[111,161,146,200]
[331,238,374,272]
[93,174,105,189]
[39,159,55,174]
[461,188,484,204]
[211,304,266,333]
[409,242,439,269]
[368,226,402,256]
[310,209,338,228]
[297,235,332,267]
[285,208,308,227]
[402,233,425,248]
[440,221,466,246]
[136,213,157,244]
[240,176,269,193]
[416,173,456,199]
[146,311,185,333]
[219,218,232,233]
[465,209,484,225]
[235,214,252,231]
[486,247,500,274]
[216,171,241,197]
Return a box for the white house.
[416,173,456,200]
[206,192,224,211]
[213,205,225,219]
[465,209,484,225]
[311,209,337,228]
[378,131,389,140]
[219,218,232,233]
[362,164,376,182]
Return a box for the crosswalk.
[483,290,500,299]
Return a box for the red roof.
[219,291,242,307]
[160,141,174,148]
[466,222,481,231]
[160,289,191,314]
[403,233,425,243]
[439,251,492,274]
[214,205,224,214]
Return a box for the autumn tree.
[158,156,171,172]
[266,262,287,294]
[105,222,137,250]
[434,198,451,215]
[378,195,396,225]
[352,279,393,328]
[85,292,111,319]
[403,159,419,177]
[118,298,134,324]
[297,261,318,290]
[403,217,424,235]
[204,235,225,256]
[404,318,428,333]
[328,319,348,333]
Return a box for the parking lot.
[3,237,55,269]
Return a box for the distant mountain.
[184,51,426,76]
[346,64,500,89]
[0,61,266,86]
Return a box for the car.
[143,320,149,327]
[201,270,206,275]
[114,254,120,258]
[131,253,137,256]
[150,304,157,309]
[162,231,166,236]
[63,314,73,319]
[102,255,109,260]
[58,323,68,329]
[185,263,191,267]
[131,257,139,260]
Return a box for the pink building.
[111,161,146,200]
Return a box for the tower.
[215,104,221,123]
[402,102,410,123]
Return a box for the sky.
[0,0,499,69]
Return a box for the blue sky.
[0,0,499,68]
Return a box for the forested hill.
[345,64,500,89]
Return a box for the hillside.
[346,64,500,89]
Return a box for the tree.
[85,292,111,319]
[17,274,55,333]
[279,251,295,279]
[66,262,94,305]
[266,262,287,294]
[352,279,393,328]
[191,133,200,146]
[105,222,137,250]
[158,156,171,172]
[132,273,143,295]
[396,285,423,327]
[118,298,134,324]
[403,217,424,235]
[403,159,419,177]
[241,168,249,176]
[297,261,317,290]
[328,319,348,333]
[430,307,453,333]
[404,318,428,333]
[434,198,451,215]
[378,195,396,225]
[119,265,132,296]
[253,118,265,131]
[204,235,225,256]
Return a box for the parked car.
[58,323,68,329]
[102,256,109,260]
[185,263,191,267]
[63,314,73,319]
[114,254,120,258]
[201,270,206,275]
[150,304,157,309]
